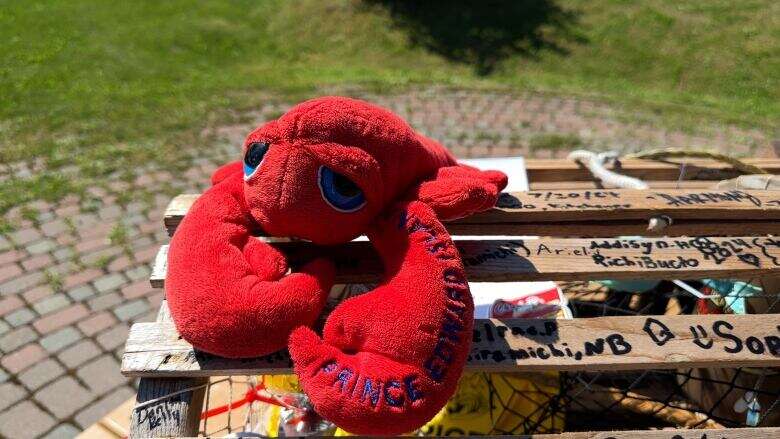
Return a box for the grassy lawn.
[1,0,777,223]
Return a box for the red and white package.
[471,281,572,320]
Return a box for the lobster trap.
[123,156,780,438]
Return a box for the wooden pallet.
[123,157,780,438]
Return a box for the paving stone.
[0,235,10,251]
[0,401,56,438]
[68,284,97,301]
[114,298,149,321]
[26,238,57,255]
[1,344,46,373]
[0,325,37,353]
[96,324,129,351]
[89,292,123,311]
[58,339,102,368]
[21,253,54,271]
[76,354,128,395]
[17,358,65,390]
[40,219,69,237]
[33,303,89,334]
[45,260,73,277]
[124,264,151,281]
[63,268,102,289]
[74,237,106,254]
[77,311,116,336]
[131,236,154,250]
[9,227,42,245]
[0,249,25,265]
[0,368,7,383]
[134,244,159,263]
[52,246,75,262]
[34,376,93,419]
[0,270,45,295]
[93,273,126,293]
[0,294,24,316]
[0,319,9,336]
[0,263,22,282]
[72,213,100,231]
[23,284,54,303]
[83,249,124,271]
[5,307,35,327]
[37,210,55,223]
[98,204,123,220]
[121,279,154,299]
[32,293,70,315]
[0,382,26,411]
[147,290,164,309]
[125,212,148,225]
[75,385,135,429]
[107,254,132,272]
[41,423,81,439]
[40,326,81,352]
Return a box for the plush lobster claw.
[166,171,336,358]
[288,200,473,435]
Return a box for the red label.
[491,287,562,318]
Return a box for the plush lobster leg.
[411,164,508,220]
[288,200,473,435]
[166,172,335,358]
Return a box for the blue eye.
[243,142,269,179]
[318,166,366,212]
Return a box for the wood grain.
[163,190,780,236]
[129,377,206,438]
[129,300,206,438]
[121,313,780,377]
[525,158,780,182]
[150,234,780,287]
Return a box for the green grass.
[530,133,584,151]
[1,0,778,218]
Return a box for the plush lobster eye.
[243,142,269,179]
[318,166,366,212]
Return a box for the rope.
[200,382,297,420]
[568,150,649,189]
[626,148,767,175]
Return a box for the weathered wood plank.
[449,220,780,238]
[166,428,780,439]
[129,377,206,438]
[530,180,718,190]
[163,190,780,236]
[129,300,206,438]
[525,157,780,182]
[121,313,780,377]
[150,235,780,288]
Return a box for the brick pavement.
[0,88,773,438]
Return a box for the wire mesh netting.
[178,278,779,437]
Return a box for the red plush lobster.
[167,97,507,434]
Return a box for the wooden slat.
[128,302,206,438]
[129,377,206,438]
[150,234,780,287]
[166,428,780,439]
[525,158,780,182]
[530,180,717,190]
[163,190,780,236]
[449,220,780,238]
[121,313,780,377]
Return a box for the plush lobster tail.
[288,200,473,435]
[166,171,335,359]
